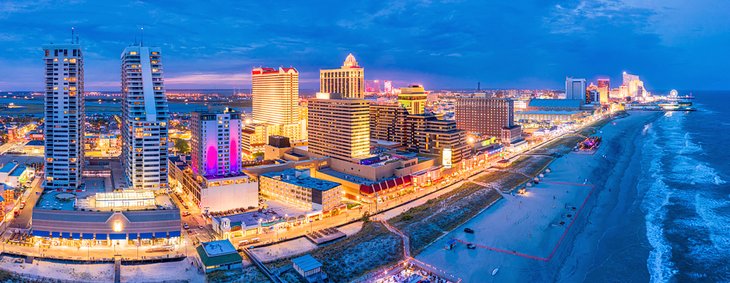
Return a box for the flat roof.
[261,169,340,191]
[9,165,26,177]
[528,99,582,108]
[516,110,582,115]
[0,163,17,173]
[25,140,44,146]
[318,167,377,185]
[213,210,281,227]
[196,242,242,267]
[292,254,322,272]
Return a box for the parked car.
[464,228,475,234]
[183,223,190,230]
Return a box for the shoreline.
[415,111,661,282]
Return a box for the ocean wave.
[641,125,677,282]
[669,156,726,185]
[693,193,730,257]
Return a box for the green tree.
[173,138,190,154]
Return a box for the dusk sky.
[0,0,728,91]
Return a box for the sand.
[416,111,660,282]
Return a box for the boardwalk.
[241,248,283,283]
[375,220,462,283]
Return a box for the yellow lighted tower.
[320,53,364,99]
[398,85,427,114]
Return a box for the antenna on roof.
[71,27,75,44]
[140,26,144,46]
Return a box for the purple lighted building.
[191,108,242,177]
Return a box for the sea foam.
[641,120,677,282]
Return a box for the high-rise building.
[370,103,409,144]
[320,54,364,99]
[586,83,598,104]
[455,98,516,138]
[404,114,468,165]
[565,77,587,103]
[121,45,169,190]
[43,42,84,190]
[191,108,242,177]
[622,72,645,99]
[597,78,610,104]
[384,81,393,95]
[398,85,427,115]
[308,93,370,162]
[252,67,299,125]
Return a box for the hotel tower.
[308,93,371,162]
[190,108,242,177]
[43,41,84,190]
[320,54,364,99]
[121,45,169,190]
[251,67,299,125]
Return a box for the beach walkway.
[376,219,462,282]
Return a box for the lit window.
[130,51,138,55]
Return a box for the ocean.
[641,91,730,282]
[556,91,730,282]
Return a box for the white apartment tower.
[565,77,587,104]
[121,45,169,190]
[251,67,299,125]
[43,42,84,190]
[190,109,242,177]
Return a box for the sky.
[0,0,728,92]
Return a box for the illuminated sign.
[442,148,452,169]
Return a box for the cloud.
[0,1,726,90]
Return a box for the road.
[8,172,44,230]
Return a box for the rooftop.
[261,169,340,191]
[213,210,283,228]
[196,240,242,267]
[292,254,322,272]
[8,165,26,177]
[25,140,44,146]
[528,99,582,109]
[516,110,582,115]
[0,163,17,173]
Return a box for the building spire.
[343,53,358,68]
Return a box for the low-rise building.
[168,156,259,214]
[292,254,327,283]
[195,240,243,274]
[0,162,33,188]
[259,169,343,213]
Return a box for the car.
[19,203,25,209]
[198,225,204,229]
[464,228,475,234]
[182,211,190,217]
[183,223,190,230]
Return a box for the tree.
[173,138,190,154]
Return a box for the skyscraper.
[252,67,299,125]
[320,54,364,99]
[43,42,84,190]
[565,77,587,103]
[455,97,516,139]
[191,108,242,177]
[622,72,645,99]
[308,93,370,162]
[398,85,427,115]
[121,45,169,190]
[597,78,610,104]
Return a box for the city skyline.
[0,1,728,91]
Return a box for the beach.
[416,111,661,282]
